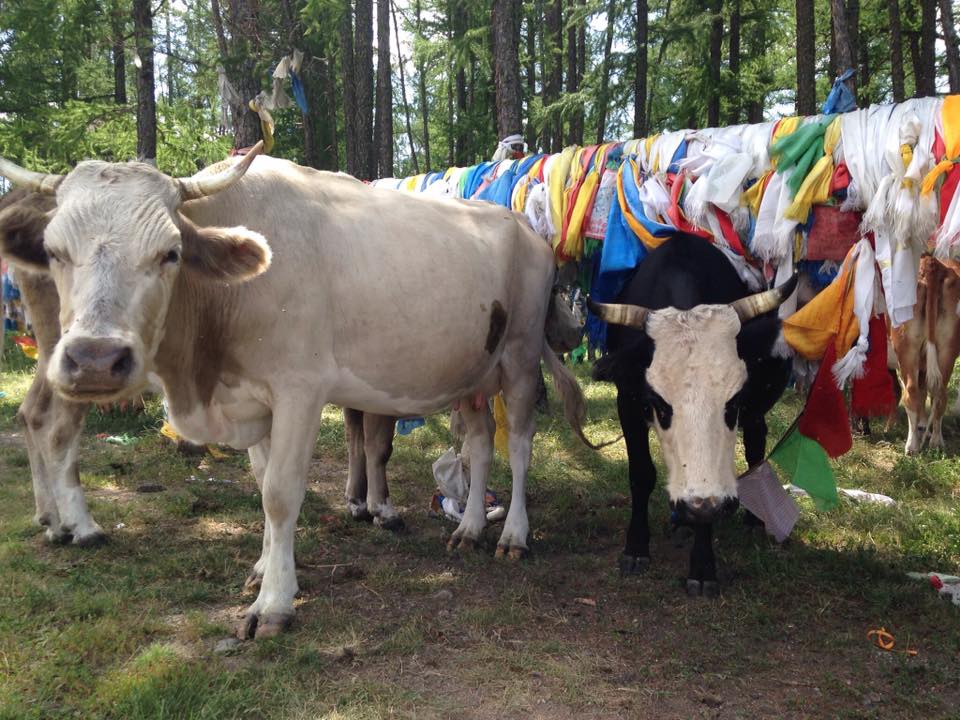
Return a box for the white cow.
[0,145,592,639]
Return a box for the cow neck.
[154,269,239,417]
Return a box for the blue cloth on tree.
[477,162,518,207]
[396,417,425,435]
[822,69,857,114]
[289,71,308,113]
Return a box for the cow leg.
[239,394,324,640]
[740,414,767,528]
[21,384,102,546]
[244,436,272,591]
[447,399,494,551]
[897,348,927,455]
[686,524,719,598]
[494,364,540,559]
[617,389,656,575]
[343,408,372,521]
[19,374,60,532]
[363,413,402,531]
[929,342,960,449]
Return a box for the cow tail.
[541,340,621,450]
[925,268,942,397]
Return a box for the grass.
[0,355,959,719]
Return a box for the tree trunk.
[492,0,523,140]
[524,5,538,150]
[595,0,617,143]
[888,0,905,102]
[830,0,857,101]
[164,0,175,102]
[847,0,859,89]
[727,0,741,124]
[375,0,393,177]
[917,0,937,96]
[908,27,921,96]
[133,0,156,162]
[564,0,580,145]
[707,0,722,127]
[392,0,419,174]
[576,0,585,142]
[340,3,358,175]
[355,0,375,179]
[452,0,470,165]
[646,0,672,130]
[210,0,262,150]
[111,0,127,104]
[542,0,561,152]
[941,0,960,93]
[633,0,648,138]
[796,0,816,115]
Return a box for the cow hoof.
[495,544,527,560]
[44,527,72,545]
[72,530,107,548]
[447,536,478,553]
[237,611,293,640]
[618,554,650,575]
[348,500,374,523]
[373,515,405,532]
[684,579,720,598]
[243,570,263,592]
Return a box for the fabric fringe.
[832,340,868,388]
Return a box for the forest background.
[0,0,956,180]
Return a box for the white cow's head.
[0,145,271,402]
[590,283,793,523]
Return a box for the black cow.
[589,233,796,596]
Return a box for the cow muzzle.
[56,336,138,398]
[671,496,739,525]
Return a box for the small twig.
[360,582,386,608]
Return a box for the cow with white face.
[590,234,796,597]
[0,145,594,638]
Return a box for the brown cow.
[891,255,960,455]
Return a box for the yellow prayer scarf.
[782,245,860,361]
[784,117,842,221]
[921,94,960,194]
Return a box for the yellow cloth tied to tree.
[782,245,860,361]
[404,174,424,192]
[784,117,842,221]
[645,134,660,171]
[549,147,577,246]
[617,158,670,250]
[922,94,960,194]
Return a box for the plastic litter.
[786,484,896,506]
[906,572,960,606]
[430,447,506,523]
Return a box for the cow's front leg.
[239,393,324,640]
[447,399,494,551]
[29,392,103,546]
[343,408,371,521]
[362,413,402,530]
[244,436,272,591]
[686,524,719,598]
[617,389,656,574]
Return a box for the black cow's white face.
[644,306,747,515]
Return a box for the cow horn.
[729,273,799,322]
[0,157,64,195]
[177,140,263,202]
[586,297,650,328]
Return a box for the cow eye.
[162,249,180,265]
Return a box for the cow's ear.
[737,315,789,361]
[0,200,51,271]
[179,216,272,283]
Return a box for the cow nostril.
[64,351,79,373]
[111,348,133,377]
